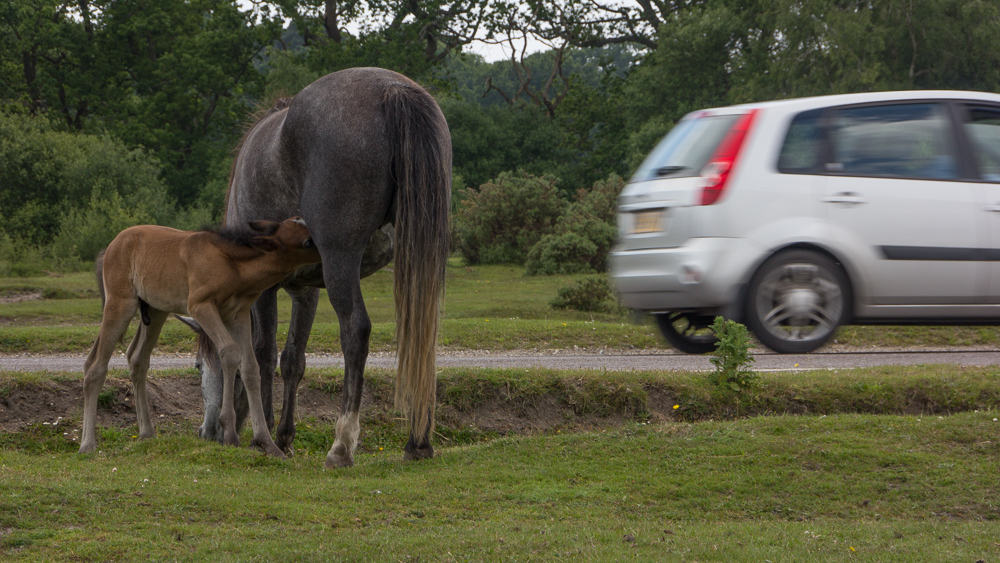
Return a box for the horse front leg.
[230,313,285,458]
[252,286,279,431]
[188,306,245,448]
[275,286,320,453]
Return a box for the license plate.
[631,209,665,234]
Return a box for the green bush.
[453,171,566,264]
[550,275,618,312]
[49,191,154,270]
[0,113,175,268]
[526,232,598,275]
[526,174,624,275]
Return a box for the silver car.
[610,90,1000,354]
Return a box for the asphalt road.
[3,348,999,373]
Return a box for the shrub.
[49,191,154,269]
[526,232,598,275]
[550,275,618,312]
[453,171,566,264]
[0,113,175,268]
[708,317,759,392]
[526,174,624,275]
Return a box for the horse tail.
[95,249,107,308]
[382,82,451,440]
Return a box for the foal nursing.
[80,217,322,457]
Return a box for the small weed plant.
[708,316,759,392]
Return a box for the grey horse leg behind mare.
[175,315,249,442]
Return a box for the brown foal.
[79,217,321,457]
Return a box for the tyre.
[654,312,719,355]
[746,250,850,354]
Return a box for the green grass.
[5,260,1000,354]
[2,413,998,561]
[4,362,1000,560]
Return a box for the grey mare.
[189,68,450,467]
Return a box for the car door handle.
[822,192,867,205]
[985,204,1000,212]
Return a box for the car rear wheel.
[746,250,849,354]
[654,312,719,355]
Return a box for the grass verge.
[3,366,1000,560]
[1,414,998,561]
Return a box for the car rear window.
[631,113,743,182]
[963,106,1000,182]
[778,108,824,173]
[829,103,958,180]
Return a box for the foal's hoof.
[324,444,354,469]
[253,439,287,459]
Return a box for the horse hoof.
[252,439,286,459]
[324,445,354,468]
[78,443,95,455]
[403,444,434,461]
[223,431,240,447]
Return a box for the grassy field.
[3,263,1000,560]
[2,411,998,561]
[3,260,1000,354]
[3,365,1000,560]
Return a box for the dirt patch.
[0,374,663,436]
[0,292,43,304]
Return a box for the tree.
[1,0,282,208]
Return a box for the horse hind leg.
[321,264,370,469]
[125,308,169,440]
[275,286,319,453]
[80,297,139,454]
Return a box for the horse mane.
[201,225,266,249]
[223,95,295,219]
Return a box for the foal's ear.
[248,220,280,235]
[249,236,280,253]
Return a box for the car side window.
[963,106,1000,182]
[828,103,958,180]
[777,108,824,174]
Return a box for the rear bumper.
[609,237,761,313]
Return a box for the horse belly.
[132,269,190,315]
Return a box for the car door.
[959,103,1000,303]
[818,101,986,309]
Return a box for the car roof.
[694,90,1000,117]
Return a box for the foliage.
[526,174,624,275]
[452,171,566,265]
[708,316,759,392]
[0,113,175,269]
[1,0,280,208]
[550,274,618,313]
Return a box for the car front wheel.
[746,250,850,354]
[654,312,719,355]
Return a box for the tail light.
[699,109,759,205]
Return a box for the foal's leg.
[124,308,169,440]
[187,306,245,448]
[80,298,138,454]
[252,286,280,431]
[275,286,320,452]
[230,313,285,458]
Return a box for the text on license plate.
[631,209,665,234]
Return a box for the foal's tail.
[382,82,451,442]
[95,249,107,308]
